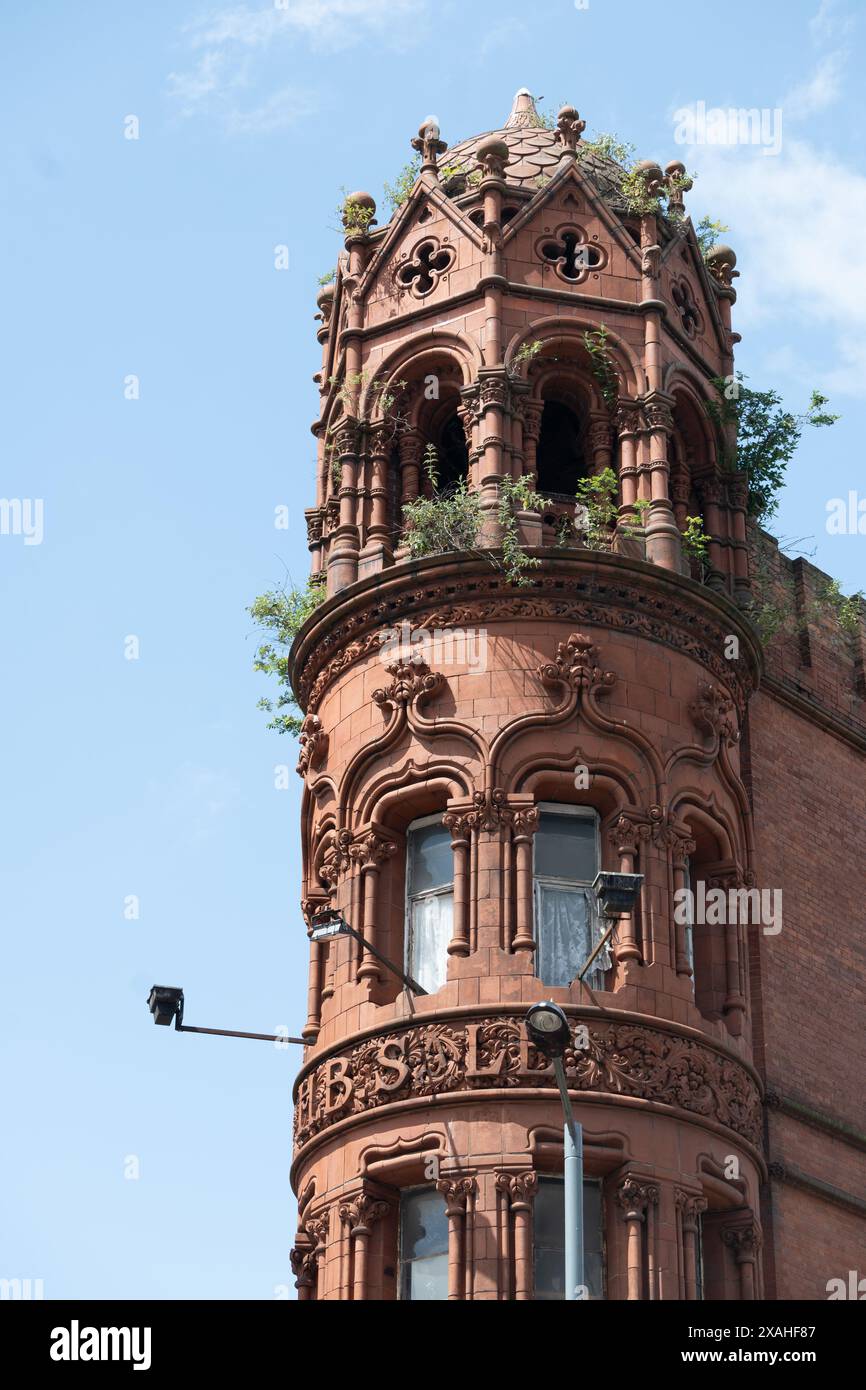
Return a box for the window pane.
[401,1188,449,1259]
[535,812,597,881]
[408,823,453,894]
[409,891,453,993]
[400,1189,449,1302]
[536,883,592,987]
[407,1253,449,1301]
[533,1178,604,1300]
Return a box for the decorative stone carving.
[349,830,398,869]
[338,1193,390,1234]
[722,1221,761,1260]
[675,1189,708,1224]
[372,659,444,711]
[294,1013,763,1151]
[436,1176,477,1212]
[296,714,328,777]
[554,105,586,153]
[410,118,447,170]
[690,680,739,744]
[395,238,455,298]
[294,567,759,718]
[617,1178,660,1216]
[467,788,508,832]
[475,137,510,180]
[319,830,352,889]
[538,632,617,693]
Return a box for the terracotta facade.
[287,93,866,1300]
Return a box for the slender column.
[349,830,397,985]
[643,399,682,572]
[395,430,423,560]
[339,1194,389,1302]
[617,1178,657,1301]
[476,371,510,547]
[436,1177,477,1301]
[358,422,393,572]
[672,832,696,976]
[507,1172,538,1301]
[607,815,642,963]
[676,1190,707,1300]
[511,807,539,954]
[587,414,613,477]
[723,1220,761,1300]
[616,405,641,527]
[696,477,727,589]
[444,811,472,957]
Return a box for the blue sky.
[1,0,863,1300]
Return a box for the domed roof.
[438,89,627,205]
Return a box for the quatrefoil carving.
[396,238,455,298]
[672,278,701,337]
[536,225,606,284]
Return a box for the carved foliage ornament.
[294,1014,763,1151]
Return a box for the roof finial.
[505,88,540,129]
[412,115,447,175]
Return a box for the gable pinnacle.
[505,88,540,129]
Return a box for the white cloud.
[168,0,426,128]
[681,137,866,397]
[782,51,846,117]
[809,0,855,42]
[224,86,319,134]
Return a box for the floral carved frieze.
[292,562,760,718]
[293,1014,762,1153]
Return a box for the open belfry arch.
[287,90,866,1301]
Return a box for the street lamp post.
[525,1001,584,1301]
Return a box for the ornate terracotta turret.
[289,88,768,1302]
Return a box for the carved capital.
[675,1189,708,1227]
[617,1177,659,1220]
[349,829,398,869]
[339,1193,390,1236]
[722,1220,761,1262]
[436,1175,476,1215]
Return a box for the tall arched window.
[405,815,453,993]
[533,805,605,987]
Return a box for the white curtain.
[536,884,610,988]
[409,891,453,993]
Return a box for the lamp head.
[525,1000,572,1058]
[147,985,184,1029]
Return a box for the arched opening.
[536,401,585,497]
[435,412,469,491]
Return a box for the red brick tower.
[288,91,865,1301]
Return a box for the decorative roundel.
[395,238,456,298]
[535,224,607,284]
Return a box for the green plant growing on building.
[583,325,620,412]
[249,577,327,736]
[705,375,839,523]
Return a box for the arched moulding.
[503,314,642,401]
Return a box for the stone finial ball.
[633,159,663,181]
[558,104,579,121]
[476,137,509,164]
[419,119,440,140]
[665,160,687,177]
[316,283,335,310]
[345,191,376,214]
[707,244,737,268]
